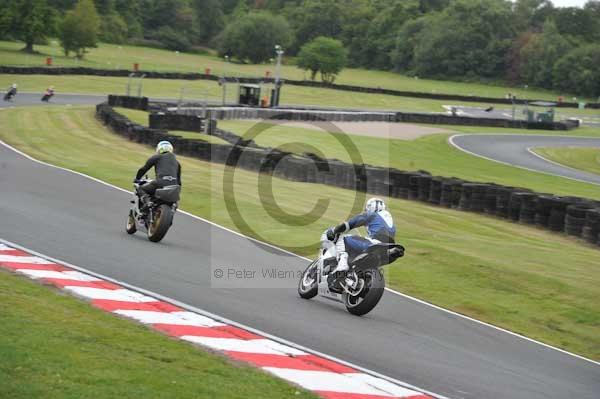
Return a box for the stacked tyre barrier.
[582,209,600,244]
[149,113,204,132]
[160,104,577,131]
[97,103,600,250]
[565,203,595,237]
[108,95,149,110]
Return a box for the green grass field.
[0,269,317,399]
[1,104,599,360]
[0,39,581,101]
[532,147,600,176]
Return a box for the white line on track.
[2,138,599,369]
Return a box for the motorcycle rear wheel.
[298,260,318,299]
[343,268,385,316]
[147,204,173,242]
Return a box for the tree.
[99,13,128,43]
[553,44,600,98]
[512,0,554,32]
[297,36,347,83]
[7,0,56,52]
[289,0,345,53]
[194,0,225,42]
[59,0,100,58]
[141,0,198,48]
[391,16,429,72]
[551,2,600,44]
[217,12,292,63]
[519,20,571,88]
[409,0,516,78]
[361,0,419,69]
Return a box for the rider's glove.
[133,178,140,184]
[326,227,336,241]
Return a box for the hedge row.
[3,65,598,109]
[96,103,600,249]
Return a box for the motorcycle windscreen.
[154,185,181,203]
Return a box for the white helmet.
[365,197,386,213]
[156,140,173,154]
[11,83,17,89]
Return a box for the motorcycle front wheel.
[147,204,173,242]
[343,268,385,316]
[298,259,318,299]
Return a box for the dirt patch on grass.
[252,119,452,140]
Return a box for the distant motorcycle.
[41,88,54,102]
[126,178,180,242]
[3,87,16,101]
[298,231,404,316]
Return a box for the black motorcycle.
[3,88,16,101]
[126,179,180,242]
[41,88,54,102]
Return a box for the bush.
[217,12,293,64]
[297,36,347,83]
[152,26,191,52]
[553,44,600,98]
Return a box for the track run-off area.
[1,97,599,398]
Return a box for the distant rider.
[134,140,181,211]
[326,198,396,273]
[41,86,54,102]
[4,83,17,101]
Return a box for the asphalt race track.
[1,147,600,398]
[450,135,600,185]
[1,92,105,108]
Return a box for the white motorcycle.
[298,231,405,316]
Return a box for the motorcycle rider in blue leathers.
[326,198,396,274]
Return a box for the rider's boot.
[327,238,351,291]
[139,193,151,213]
[333,237,349,273]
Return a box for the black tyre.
[298,260,318,299]
[126,210,137,234]
[147,204,173,242]
[343,268,385,316]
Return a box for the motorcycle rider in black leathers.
[134,141,181,211]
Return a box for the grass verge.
[532,147,600,176]
[0,269,317,399]
[0,104,599,360]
